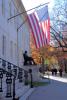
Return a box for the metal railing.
[0,58,33,100]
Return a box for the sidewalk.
[27,75,67,100]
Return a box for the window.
[2,0,5,15]
[9,1,15,24]
[2,35,6,55]
[10,41,13,58]
[14,43,17,59]
[14,8,18,28]
[9,1,12,17]
[14,8,16,24]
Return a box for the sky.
[21,0,54,14]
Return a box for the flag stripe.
[41,22,47,44]
[28,15,38,48]
[41,20,50,44]
[28,5,50,48]
[30,14,40,48]
[40,23,46,45]
[32,13,41,47]
[47,18,50,43]
[34,13,44,47]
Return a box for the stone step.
[19,88,35,100]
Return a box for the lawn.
[28,81,49,87]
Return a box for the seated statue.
[23,51,36,65]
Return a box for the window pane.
[2,35,6,55]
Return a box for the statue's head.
[25,51,27,53]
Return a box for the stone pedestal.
[23,65,40,82]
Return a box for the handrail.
[0,57,32,100]
[0,67,15,76]
[0,67,16,99]
[0,57,28,73]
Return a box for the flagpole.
[8,2,49,21]
[17,19,27,31]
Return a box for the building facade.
[0,0,30,67]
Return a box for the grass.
[28,81,49,87]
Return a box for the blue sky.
[21,0,54,13]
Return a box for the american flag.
[28,5,50,48]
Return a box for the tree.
[50,0,67,51]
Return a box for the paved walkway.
[27,76,67,100]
